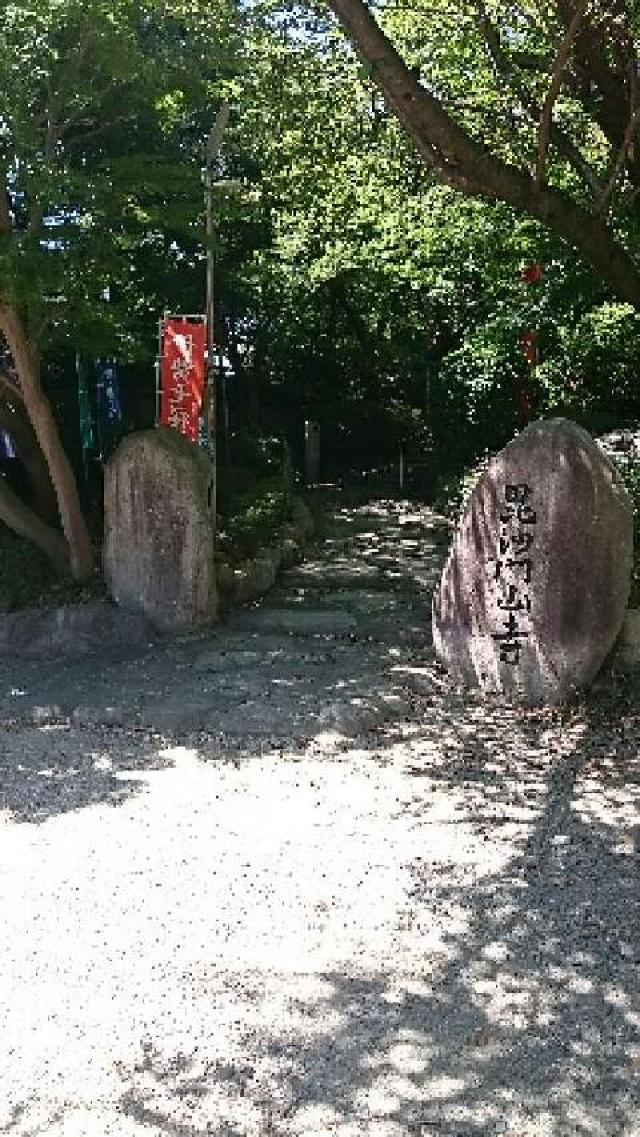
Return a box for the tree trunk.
[0,476,69,575]
[0,304,94,579]
[324,0,640,310]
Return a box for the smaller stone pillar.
[304,420,321,485]
[104,427,218,631]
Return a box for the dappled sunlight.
[1,497,639,1135]
[3,728,638,1134]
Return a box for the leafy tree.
[0,0,240,576]
[319,0,640,309]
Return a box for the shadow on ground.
[106,690,639,1137]
[1,499,638,1135]
[0,727,175,823]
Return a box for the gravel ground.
[0,498,638,1137]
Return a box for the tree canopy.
[1,0,640,577]
[321,0,640,307]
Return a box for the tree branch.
[536,0,587,186]
[556,0,640,188]
[0,377,58,523]
[476,2,602,197]
[596,101,640,216]
[0,475,68,574]
[324,0,640,308]
[63,113,136,148]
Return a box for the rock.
[0,600,154,661]
[232,554,278,605]
[104,428,217,631]
[432,418,633,704]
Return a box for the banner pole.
[155,315,165,427]
[204,104,230,535]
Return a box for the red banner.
[519,328,539,368]
[520,262,543,284]
[160,318,206,442]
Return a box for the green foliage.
[608,455,640,608]
[432,456,491,522]
[219,476,293,560]
[4,0,640,525]
[227,431,293,481]
[229,4,640,475]
[537,304,640,421]
[0,0,244,357]
[218,430,296,559]
[431,319,525,471]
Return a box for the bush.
[219,479,292,560]
[218,432,296,562]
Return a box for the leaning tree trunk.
[0,477,69,574]
[323,0,640,310]
[0,303,94,580]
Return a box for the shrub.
[218,434,296,562]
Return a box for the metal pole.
[204,103,230,525]
[155,314,165,427]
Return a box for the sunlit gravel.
[0,500,638,1137]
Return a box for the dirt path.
[0,499,638,1137]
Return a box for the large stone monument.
[104,428,218,631]
[433,418,633,704]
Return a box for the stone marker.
[432,418,633,704]
[304,420,321,485]
[104,427,217,631]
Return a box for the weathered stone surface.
[0,601,154,661]
[104,428,217,631]
[234,606,358,636]
[232,553,278,605]
[433,418,633,704]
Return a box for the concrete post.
[304,420,321,485]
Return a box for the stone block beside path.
[433,418,633,704]
[104,428,218,631]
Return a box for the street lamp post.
[204,103,230,523]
